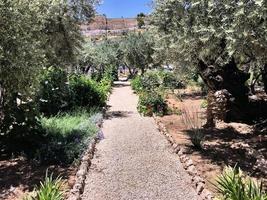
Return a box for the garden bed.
[156,91,267,195]
[0,157,76,200]
[0,110,102,200]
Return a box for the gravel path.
[82,81,198,200]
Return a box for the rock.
[81,155,89,162]
[196,182,204,194]
[76,169,86,178]
[178,149,184,156]
[169,137,175,144]
[68,195,80,200]
[180,155,188,163]
[172,144,180,153]
[254,157,267,174]
[200,189,214,200]
[185,159,194,169]
[192,175,205,186]
[187,165,198,176]
[80,162,88,171]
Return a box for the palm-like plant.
[215,166,267,200]
[24,171,64,200]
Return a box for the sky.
[96,0,152,18]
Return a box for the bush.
[98,76,113,101]
[138,92,168,116]
[38,68,111,116]
[37,67,73,116]
[131,75,143,93]
[131,71,184,94]
[160,71,185,89]
[24,172,64,200]
[214,166,267,200]
[0,93,43,156]
[69,75,106,109]
[141,71,162,91]
[37,110,99,165]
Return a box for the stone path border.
[67,110,106,200]
[67,136,98,200]
[153,115,214,200]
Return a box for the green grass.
[41,109,98,137]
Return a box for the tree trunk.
[0,83,4,127]
[140,67,145,76]
[198,58,251,122]
[205,90,215,128]
[262,64,267,94]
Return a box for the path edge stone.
[153,115,214,200]
[67,107,107,200]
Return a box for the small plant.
[182,108,205,149]
[214,166,267,200]
[24,171,64,200]
[137,92,168,116]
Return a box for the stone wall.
[80,15,138,33]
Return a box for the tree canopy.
[0,0,97,97]
[151,0,267,122]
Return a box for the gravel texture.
[81,81,198,200]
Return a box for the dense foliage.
[0,0,97,98]
[38,110,100,165]
[151,0,266,70]
[0,0,98,145]
[151,0,267,122]
[138,92,168,116]
[132,70,183,116]
[69,75,107,109]
[0,1,115,163]
[131,70,184,94]
[119,32,156,76]
[38,67,73,116]
[79,40,120,81]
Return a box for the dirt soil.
[0,156,76,200]
[156,89,267,194]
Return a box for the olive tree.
[151,0,267,123]
[119,32,155,76]
[79,39,121,81]
[0,0,97,132]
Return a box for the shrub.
[138,92,168,116]
[69,75,106,109]
[131,75,143,93]
[37,67,73,116]
[141,71,162,91]
[24,172,64,200]
[160,71,185,89]
[37,110,99,165]
[131,71,184,94]
[214,166,267,200]
[0,93,43,156]
[98,76,113,101]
